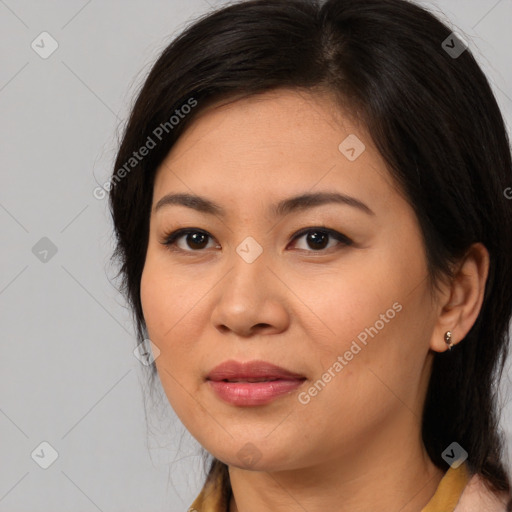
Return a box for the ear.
[430,243,489,353]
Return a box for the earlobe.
[429,243,490,353]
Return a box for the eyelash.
[160,226,353,254]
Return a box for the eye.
[288,227,353,252]
[161,229,219,252]
[160,226,353,253]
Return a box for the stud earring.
[444,331,453,351]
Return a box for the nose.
[210,254,290,338]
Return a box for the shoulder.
[454,473,510,512]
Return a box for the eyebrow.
[153,191,375,217]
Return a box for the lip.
[206,360,306,406]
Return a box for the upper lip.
[206,360,305,382]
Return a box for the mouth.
[206,360,306,406]
[206,359,305,382]
[220,378,282,382]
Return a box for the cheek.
[291,262,402,357]
[140,252,206,339]
[139,252,220,377]
[140,262,209,428]
[294,243,432,398]
[140,259,202,390]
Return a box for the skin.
[140,88,489,512]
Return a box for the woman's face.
[140,88,440,471]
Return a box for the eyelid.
[160,226,353,253]
[161,228,219,252]
[288,226,353,248]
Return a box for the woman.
[108,0,512,510]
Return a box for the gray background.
[1,1,511,510]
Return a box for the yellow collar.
[189,463,470,512]
[421,462,470,511]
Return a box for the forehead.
[152,88,397,211]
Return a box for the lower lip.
[207,379,305,406]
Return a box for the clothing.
[188,462,509,512]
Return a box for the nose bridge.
[222,242,270,310]
[235,234,264,265]
[210,242,289,336]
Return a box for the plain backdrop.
[1,1,511,510]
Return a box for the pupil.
[188,232,208,249]
[307,231,328,250]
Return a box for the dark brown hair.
[108,0,512,507]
